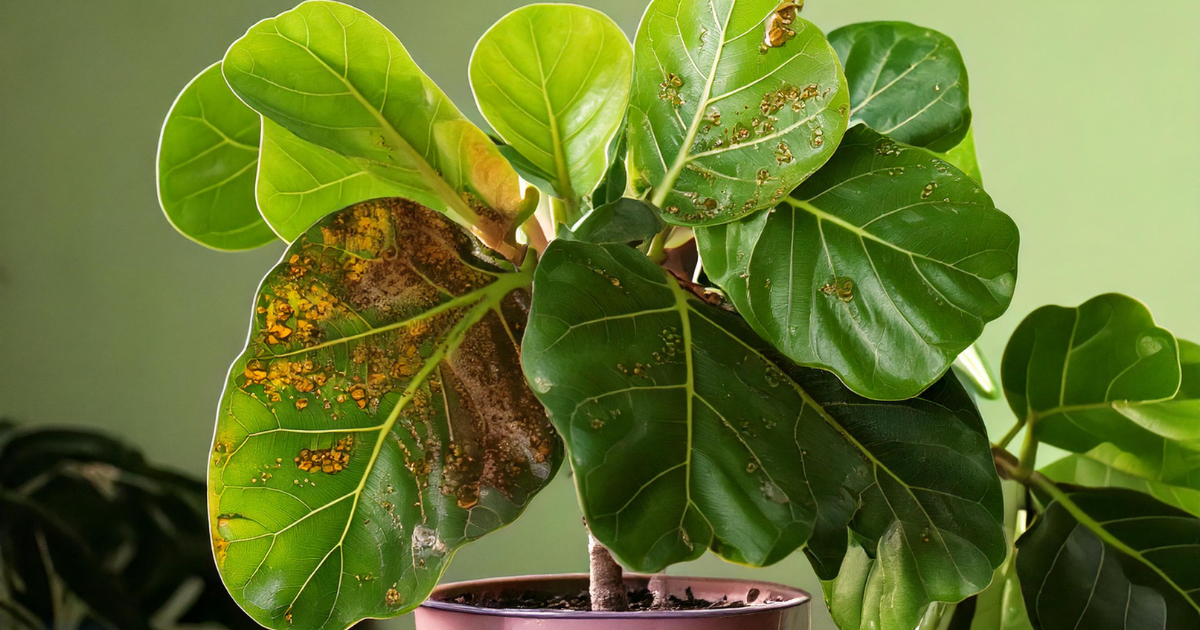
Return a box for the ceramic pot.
[415,573,810,629]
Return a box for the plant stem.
[996,418,1024,449]
[588,533,628,612]
[551,197,569,236]
[647,227,670,263]
[1016,417,1039,472]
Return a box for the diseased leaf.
[257,119,418,241]
[209,199,559,630]
[470,4,632,213]
[1002,295,1198,498]
[222,1,525,251]
[521,239,1005,630]
[697,126,1019,399]
[830,21,971,151]
[1015,487,1200,630]
[565,198,664,245]
[629,0,849,226]
[157,63,276,250]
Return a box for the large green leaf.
[1015,487,1200,629]
[157,63,276,250]
[257,119,417,241]
[628,0,849,226]
[1002,295,1198,494]
[470,4,632,212]
[521,239,1005,630]
[697,126,1019,399]
[1042,446,1200,518]
[222,1,525,251]
[829,22,971,152]
[209,199,559,630]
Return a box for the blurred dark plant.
[0,420,259,630]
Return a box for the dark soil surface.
[442,586,756,612]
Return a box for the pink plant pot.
[415,573,811,630]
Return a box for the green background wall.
[2,1,1197,628]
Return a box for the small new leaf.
[471,4,633,213]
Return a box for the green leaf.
[589,131,629,209]
[521,239,1006,630]
[940,126,983,185]
[470,4,632,212]
[1042,447,1200,517]
[629,0,849,226]
[497,144,559,196]
[696,126,1019,399]
[1002,295,1198,492]
[829,21,971,151]
[1015,487,1200,629]
[564,198,664,245]
[157,62,276,251]
[954,344,1000,400]
[222,1,525,251]
[257,118,418,241]
[964,481,1034,630]
[209,198,559,630]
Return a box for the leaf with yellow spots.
[208,198,560,630]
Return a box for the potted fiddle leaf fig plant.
[155,1,1199,629]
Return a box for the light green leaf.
[697,126,1019,400]
[1015,487,1200,629]
[629,0,849,226]
[940,126,983,184]
[521,239,1006,630]
[209,198,559,630]
[222,0,525,252]
[964,481,1034,630]
[830,21,971,151]
[1002,295,1198,492]
[257,118,419,241]
[157,62,276,250]
[1042,445,1200,518]
[564,198,664,246]
[470,4,632,213]
[955,344,1000,400]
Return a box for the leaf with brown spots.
[208,198,559,630]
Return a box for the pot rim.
[419,573,811,619]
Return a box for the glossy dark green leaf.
[157,63,276,250]
[629,0,849,226]
[257,119,418,241]
[521,239,1005,630]
[209,199,559,630]
[1015,487,1200,629]
[222,1,525,251]
[470,4,632,211]
[830,21,971,151]
[1002,295,1198,495]
[565,198,664,245]
[697,126,1019,399]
